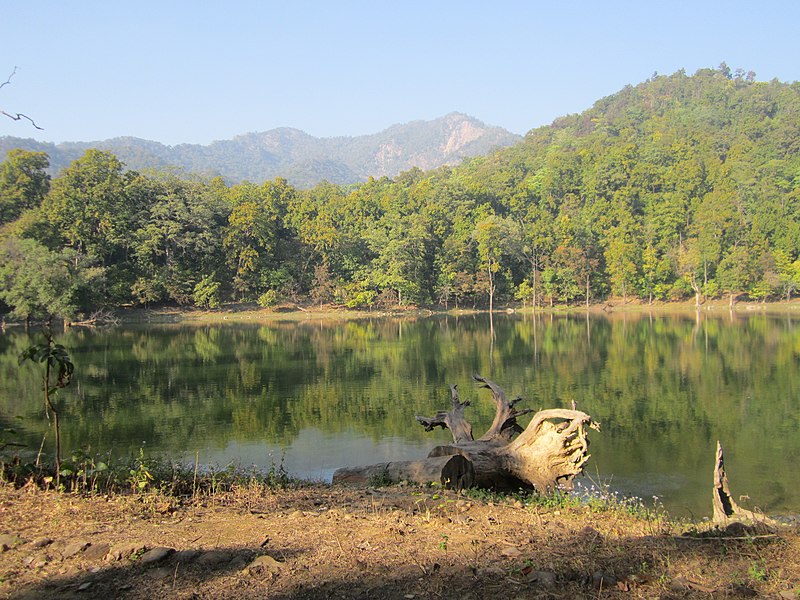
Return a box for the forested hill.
[0,113,521,188]
[2,66,800,320]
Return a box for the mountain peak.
[0,115,521,188]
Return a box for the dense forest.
[1,65,799,321]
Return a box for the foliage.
[0,149,50,226]
[2,66,800,318]
[0,236,103,321]
[193,273,221,309]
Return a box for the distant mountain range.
[0,112,521,188]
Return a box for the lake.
[2,310,799,517]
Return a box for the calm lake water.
[2,311,799,517]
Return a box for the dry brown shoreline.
[1,482,799,599]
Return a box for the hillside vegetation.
[1,66,799,320]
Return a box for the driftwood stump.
[333,375,599,492]
[712,440,779,529]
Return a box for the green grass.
[1,447,300,497]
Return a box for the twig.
[0,66,18,90]
[1,110,44,130]
[1,66,44,129]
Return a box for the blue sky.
[2,1,799,146]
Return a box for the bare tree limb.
[0,66,19,90]
[472,375,533,441]
[1,110,44,130]
[1,66,44,130]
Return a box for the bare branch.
[1,110,44,130]
[0,66,19,90]
[472,375,533,441]
[1,66,44,130]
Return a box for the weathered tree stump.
[712,440,779,529]
[333,375,599,492]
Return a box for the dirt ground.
[1,482,799,600]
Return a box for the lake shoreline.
[105,297,800,326]
[1,481,798,599]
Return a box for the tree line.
[1,65,799,321]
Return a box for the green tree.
[133,178,228,305]
[193,273,221,309]
[716,245,754,306]
[604,224,640,304]
[774,249,800,301]
[0,236,103,321]
[224,182,278,299]
[18,330,74,487]
[474,213,512,312]
[43,150,127,262]
[0,149,50,225]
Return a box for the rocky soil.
[1,483,799,599]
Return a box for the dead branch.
[473,375,534,441]
[415,384,473,444]
[1,66,44,130]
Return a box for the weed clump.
[1,447,300,500]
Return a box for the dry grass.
[1,482,799,599]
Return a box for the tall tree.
[43,149,127,264]
[0,149,50,225]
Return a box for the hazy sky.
[2,1,798,146]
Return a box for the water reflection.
[1,311,798,517]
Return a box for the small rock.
[23,554,49,569]
[593,571,617,589]
[779,591,800,600]
[246,554,283,573]
[670,576,715,593]
[0,534,24,552]
[173,549,200,563]
[62,541,90,559]
[83,543,111,561]
[31,537,53,549]
[501,546,522,557]
[195,550,233,566]
[526,570,557,587]
[140,547,174,565]
[106,542,146,562]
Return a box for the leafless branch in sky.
[1,66,44,130]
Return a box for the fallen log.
[333,375,599,492]
[331,454,474,490]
